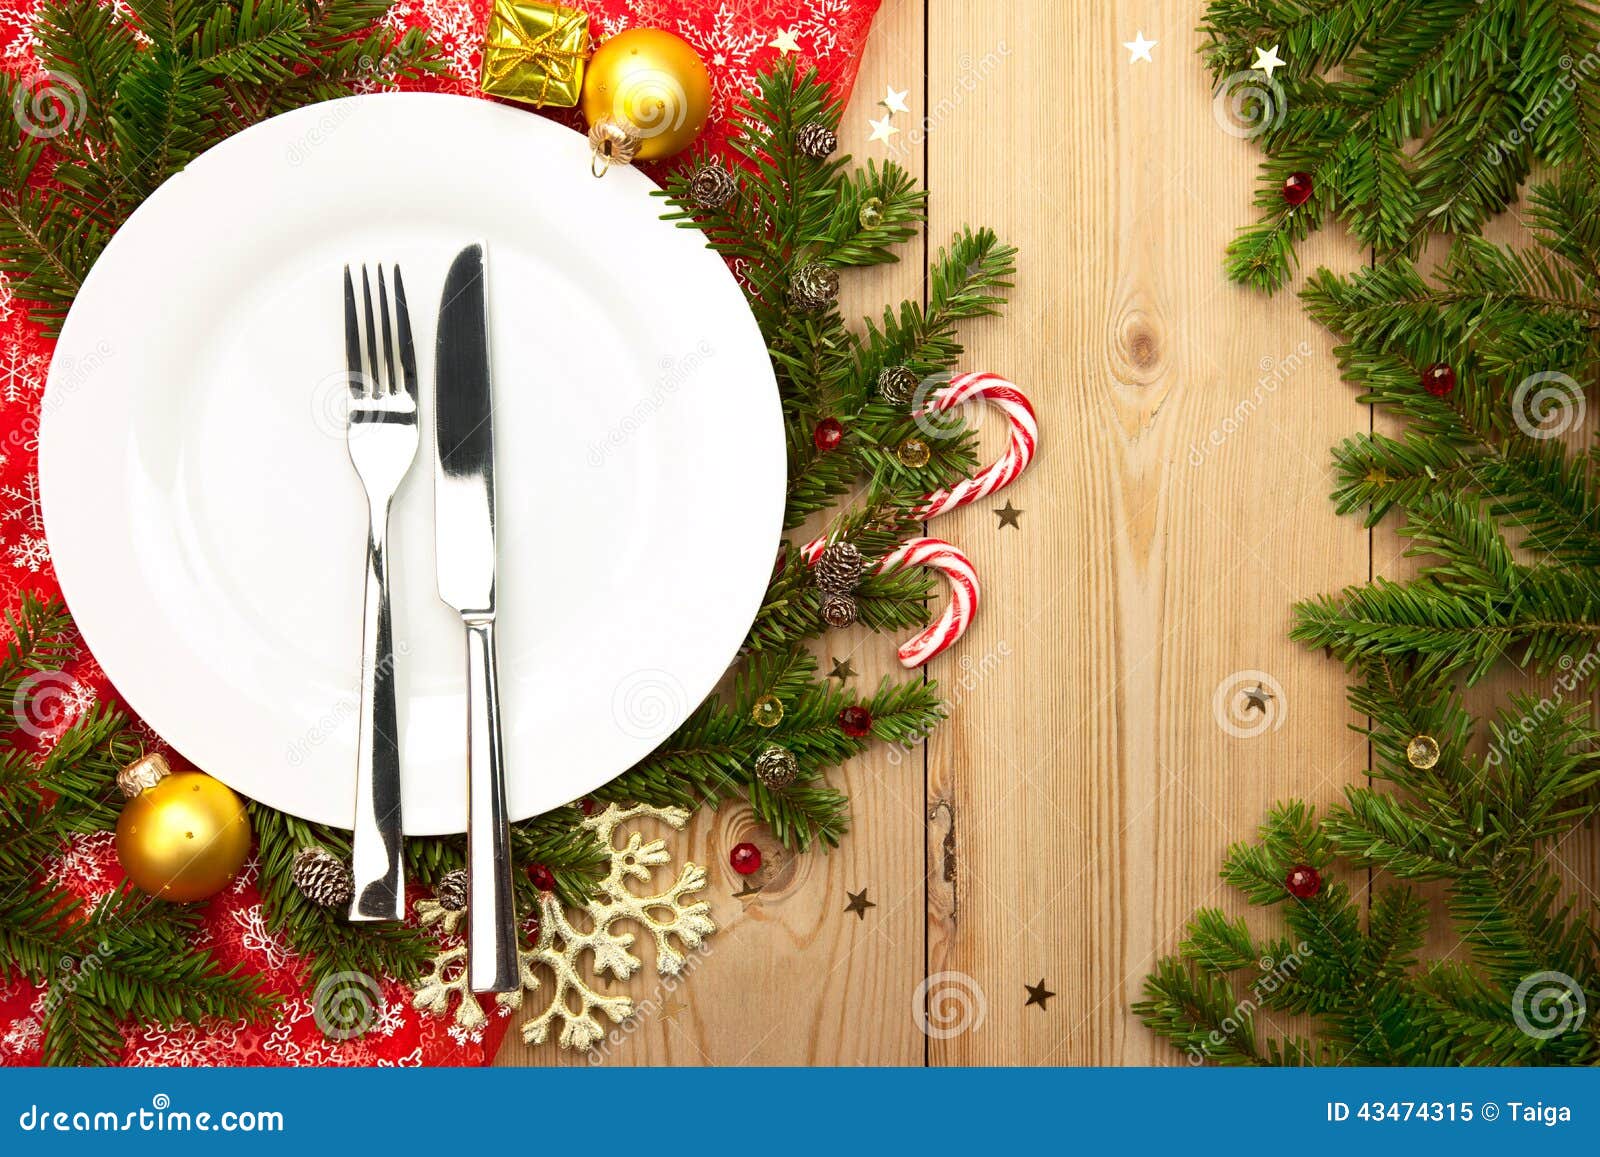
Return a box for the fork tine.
[343,265,364,398]
[392,265,418,403]
[361,266,382,396]
[377,266,398,399]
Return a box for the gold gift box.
[480,0,591,108]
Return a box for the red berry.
[730,842,762,875]
[1282,171,1314,207]
[578,797,599,816]
[528,863,556,891]
[813,417,844,453]
[838,705,873,738]
[1421,362,1457,397]
[1285,864,1322,899]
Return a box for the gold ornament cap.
[117,752,172,799]
[589,115,641,177]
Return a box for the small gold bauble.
[897,437,932,467]
[116,771,252,902]
[1405,734,1440,770]
[750,694,785,729]
[581,28,711,162]
[858,196,885,229]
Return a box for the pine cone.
[796,121,837,159]
[814,541,864,594]
[436,868,469,913]
[754,744,799,790]
[292,846,353,909]
[787,262,840,312]
[877,364,919,407]
[821,591,859,629]
[688,162,737,209]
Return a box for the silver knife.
[434,242,518,992]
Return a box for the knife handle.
[464,616,519,992]
[349,508,405,921]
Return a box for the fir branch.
[251,805,434,987]
[0,1,443,335]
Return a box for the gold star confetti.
[844,888,876,919]
[769,27,800,55]
[867,114,899,143]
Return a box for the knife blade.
[434,242,518,992]
[435,243,497,618]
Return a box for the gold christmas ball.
[581,28,711,161]
[116,770,252,902]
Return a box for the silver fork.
[343,264,419,921]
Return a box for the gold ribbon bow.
[481,0,590,106]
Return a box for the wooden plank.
[923,0,1369,1064]
[496,0,930,1066]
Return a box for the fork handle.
[348,505,406,921]
[464,615,518,991]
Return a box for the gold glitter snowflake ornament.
[411,803,716,1050]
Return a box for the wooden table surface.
[499,0,1595,1067]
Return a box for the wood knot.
[1109,297,1168,389]
[720,809,800,897]
[1127,327,1159,370]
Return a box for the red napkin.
[0,0,879,1067]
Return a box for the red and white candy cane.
[911,371,1037,519]
[874,537,980,668]
[799,535,980,669]
[800,372,1034,666]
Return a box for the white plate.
[40,94,783,835]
